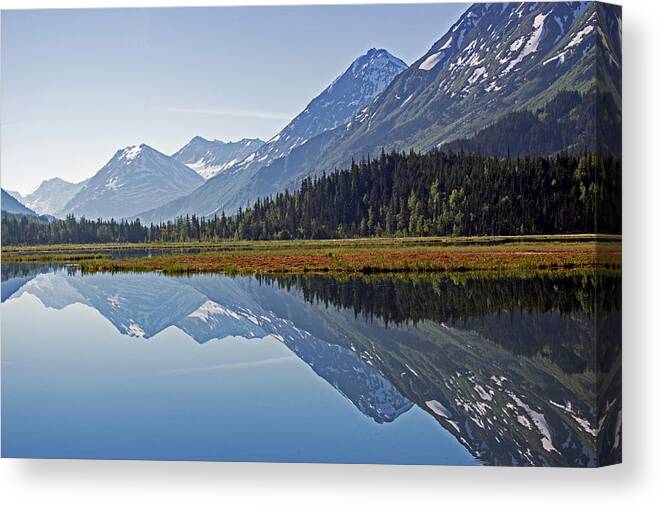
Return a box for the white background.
[1,0,659,505]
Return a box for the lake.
[1,263,621,466]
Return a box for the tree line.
[1,149,621,245]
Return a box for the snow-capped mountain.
[1,189,35,216]
[135,48,407,223]
[235,48,407,174]
[136,3,620,223]
[172,136,265,179]
[18,177,88,217]
[314,1,621,169]
[61,144,204,220]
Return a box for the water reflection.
[1,263,621,466]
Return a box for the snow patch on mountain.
[172,136,264,179]
[543,10,599,67]
[502,11,550,75]
[121,145,142,161]
[189,300,243,322]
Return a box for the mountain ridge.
[18,177,89,217]
[135,2,621,223]
[62,144,204,220]
[172,136,265,180]
[135,47,408,223]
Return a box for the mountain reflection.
[2,264,621,466]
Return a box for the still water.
[1,263,621,466]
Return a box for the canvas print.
[1,2,621,466]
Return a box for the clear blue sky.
[1,3,468,194]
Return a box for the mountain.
[1,189,36,215]
[18,177,88,217]
[61,144,204,220]
[136,3,620,223]
[136,48,407,222]
[237,48,407,174]
[172,136,265,179]
[317,2,620,164]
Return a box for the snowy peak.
[62,143,204,219]
[404,1,620,98]
[331,47,408,99]
[172,136,265,179]
[134,47,408,222]
[119,144,143,161]
[18,177,88,217]
[114,143,164,165]
[299,47,407,132]
[230,48,407,175]
[409,2,591,90]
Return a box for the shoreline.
[1,233,622,253]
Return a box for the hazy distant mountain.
[136,48,407,222]
[1,189,35,215]
[172,136,265,179]
[61,144,204,220]
[18,177,88,217]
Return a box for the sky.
[1,3,468,194]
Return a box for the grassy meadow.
[2,234,621,276]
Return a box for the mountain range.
[6,2,621,224]
[318,1,620,162]
[136,47,408,223]
[60,144,204,220]
[134,1,621,223]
